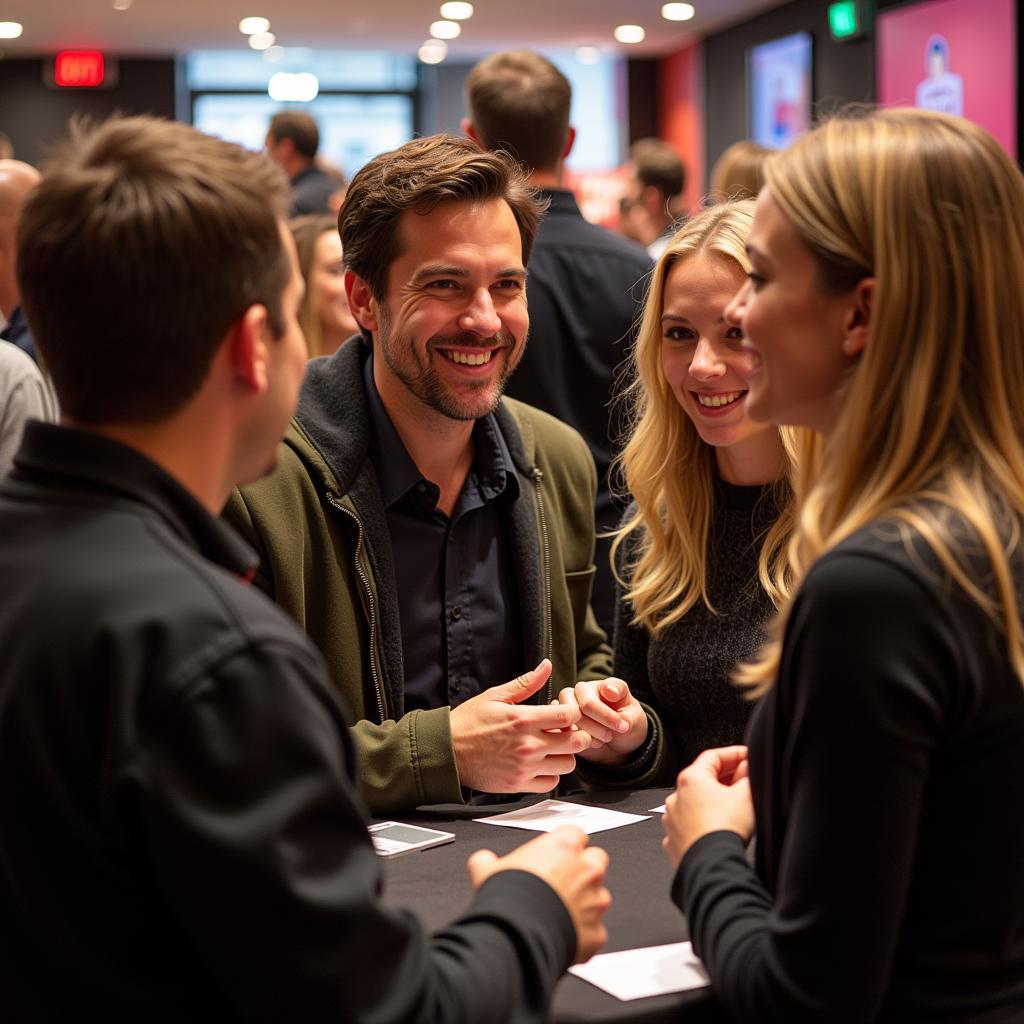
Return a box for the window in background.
[188,50,418,181]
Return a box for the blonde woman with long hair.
[289,214,360,358]
[663,108,1024,1019]
[559,202,796,782]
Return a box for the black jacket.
[0,422,575,1022]
[678,525,1024,1021]
[507,189,652,632]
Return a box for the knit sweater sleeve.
[674,549,962,1022]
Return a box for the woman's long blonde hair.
[289,214,338,359]
[612,201,798,636]
[738,107,1024,692]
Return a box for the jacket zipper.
[325,491,386,725]
[530,467,554,703]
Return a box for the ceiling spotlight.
[662,3,696,20]
[429,20,461,39]
[418,38,448,64]
[248,31,276,50]
[239,16,271,35]
[614,24,646,44]
[112,0,133,10]
[575,46,601,65]
[440,1,473,18]
[0,22,23,39]
[269,72,319,103]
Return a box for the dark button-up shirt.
[364,356,522,712]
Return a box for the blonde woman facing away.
[560,202,797,785]
[664,109,1024,1019]
[289,214,360,358]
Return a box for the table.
[380,788,728,1024]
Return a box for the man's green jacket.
[225,340,612,814]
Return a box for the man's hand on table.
[662,745,755,869]
[555,678,649,766]
[450,659,594,793]
[467,825,611,963]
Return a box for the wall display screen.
[747,31,813,149]
[876,0,1016,155]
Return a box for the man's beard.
[377,307,521,422]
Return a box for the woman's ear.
[841,277,875,358]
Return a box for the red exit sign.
[52,51,107,88]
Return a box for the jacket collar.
[292,337,538,492]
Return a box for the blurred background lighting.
[613,24,646,44]
[439,2,474,18]
[268,71,319,102]
[662,3,696,21]
[429,20,461,39]
[418,38,448,64]
[248,31,276,50]
[239,17,270,35]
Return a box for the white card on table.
[475,798,649,835]
[568,941,710,1000]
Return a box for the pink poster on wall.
[877,0,1016,155]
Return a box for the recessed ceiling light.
[662,3,696,20]
[614,24,646,44]
[418,38,448,64]
[248,31,276,51]
[440,1,473,18]
[0,22,23,39]
[576,46,601,65]
[429,20,461,39]
[112,0,133,10]
[239,16,270,35]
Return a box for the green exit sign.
[828,1,869,41]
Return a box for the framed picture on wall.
[876,0,1016,157]
[747,31,813,149]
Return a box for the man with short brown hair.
[265,109,334,215]
[463,50,652,635]
[0,114,612,1021]
[620,137,687,259]
[226,132,615,814]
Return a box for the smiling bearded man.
[224,133,615,816]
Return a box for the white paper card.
[649,803,666,813]
[475,799,650,835]
[568,941,710,1000]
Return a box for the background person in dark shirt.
[619,137,687,260]
[665,108,1024,1020]
[0,113,611,1022]
[463,49,652,636]
[265,110,336,216]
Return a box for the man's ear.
[562,126,576,160]
[345,272,379,334]
[841,277,875,358]
[228,304,271,394]
[462,118,481,146]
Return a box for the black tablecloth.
[379,788,727,1023]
